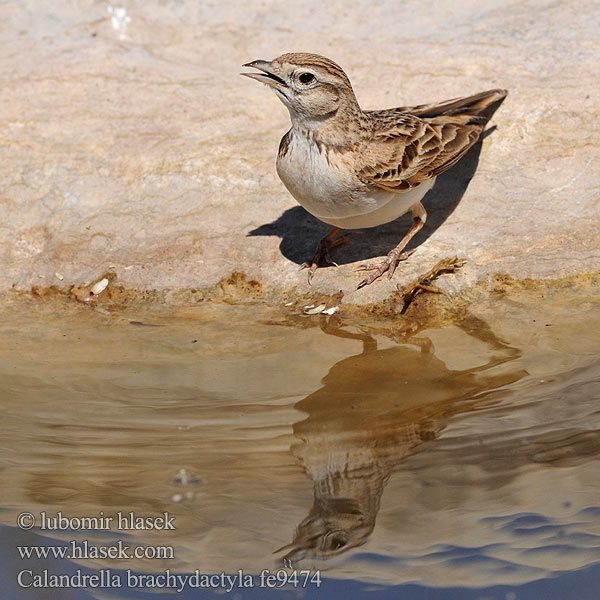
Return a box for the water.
[1,292,599,599]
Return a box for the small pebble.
[304,304,326,315]
[90,278,109,296]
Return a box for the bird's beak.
[241,60,287,89]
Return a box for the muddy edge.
[5,269,598,338]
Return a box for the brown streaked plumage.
[242,52,507,287]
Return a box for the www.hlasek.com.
[18,540,174,561]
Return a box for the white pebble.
[90,278,109,296]
[304,304,326,315]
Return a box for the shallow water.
[1,293,599,599]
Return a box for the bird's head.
[242,52,361,130]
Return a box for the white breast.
[276,130,435,229]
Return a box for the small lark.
[242,53,506,288]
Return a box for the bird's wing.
[358,89,507,192]
[356,113,482,191]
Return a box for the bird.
[242,53,507,288]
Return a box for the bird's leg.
[356,202,427,289]
[300,227,348,285]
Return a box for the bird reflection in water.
[278,315,527,564]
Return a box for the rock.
[1,1,598,304]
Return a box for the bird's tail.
[407,89,508,123]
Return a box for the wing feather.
[357,89,506,192]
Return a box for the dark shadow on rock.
[248,131,491,266]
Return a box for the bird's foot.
[299,231,351,285]
[355,248,415,289]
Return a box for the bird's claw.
[300,231,349,284]
[299,260,319,285]
[356,249,414,289]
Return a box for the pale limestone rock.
[1,0,598,303]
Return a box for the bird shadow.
[248,129,494,266]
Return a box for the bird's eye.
[326,534,347,551]
[298,72,315,84]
